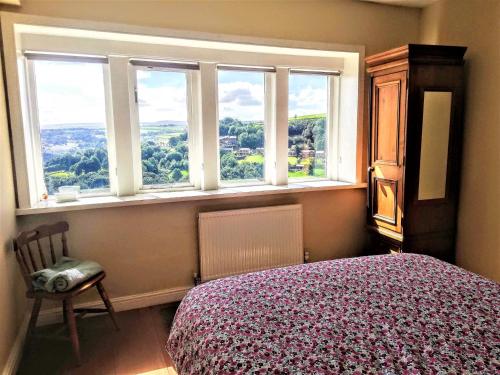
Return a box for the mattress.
[167,254,500,374]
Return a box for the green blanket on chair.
[31,256,103,293]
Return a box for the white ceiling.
[361,0,439,8]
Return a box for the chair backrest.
[13,221,70,291]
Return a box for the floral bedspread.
[167,254,500,374]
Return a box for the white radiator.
[198,204,303,282]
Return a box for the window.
[6,17,361,209]
[218,69,266,184]
[28,57,111,196]
[134,67,191,188]
[288,73,328,179]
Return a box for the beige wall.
[8,0,420,56]
[19,189,367,302]
[420,0,500,282]
[0,56,25,369]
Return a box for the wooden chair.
[13,221,119,366]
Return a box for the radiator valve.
[193,272,201,286]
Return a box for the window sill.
[16,180,367,216]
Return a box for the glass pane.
[418,91,452,200]
[218,70,265,183]
[288,74,327,179]
[33,60,110,195]
[136,69,190,188]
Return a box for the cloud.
[33,61,328,127]
[34,60,107,127]
[289,86,328,117]
[219,86,262,106]
[137,85,188,122]
[218,81,264,120]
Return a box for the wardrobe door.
[369,70,407,233]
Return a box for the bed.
[167,254,499,374]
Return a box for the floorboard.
[17,303,180,375]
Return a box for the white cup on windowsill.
[55,185,80,203]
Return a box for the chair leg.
[62,300,68,324]
[96,281,119,331]
[27,297,42,344]
[64,298,81,366]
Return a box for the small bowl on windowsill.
[55,186,80,203]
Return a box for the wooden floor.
[18,303,180,375]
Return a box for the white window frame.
[23,55,117,199]
[216,66,273,188]
[286,71,341,183]
[130,62,200,192]
[1,12,364,210]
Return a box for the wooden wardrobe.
[365,44,467,262]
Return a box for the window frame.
[1,12,364,210]
[23,54,117,199]
[216,66,272,188]
[130,62,200,192]
[287,71,340,183]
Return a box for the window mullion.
[327,75,340,180]
[272,67,289,185]
[264,72,275,184]
[129,66,143,192]
[198,62,219,190]
[102,63,118,195]
[108,56,136,196]
[24,58,46,202]
[188,70,202,189]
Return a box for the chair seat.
[31,256,103,293]
[28,271,106,300]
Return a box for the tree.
[175,144,188,156]
[291,144,301,158]
[142,159,158,174]
[74,156,101,175]
[82,171,109,189]
[170,168,183,182]
[168,136,179,147]
[221,153,238,168]
[45,153,81,172]
[166,151,182,162]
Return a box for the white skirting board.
[1,285,191,375]
[37,285,191,326]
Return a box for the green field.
[240,154,264,164]
[290,113,327,121]
[288,168,326,178]
[140,124,186,142]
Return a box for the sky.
[35,60,328,127]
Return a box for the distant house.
[158,139,169,148]
[289,164,304,172]
[236,148,251,158]
[256,147,264,155]
[301,149,315,158]
[315,150,325,160]
[220,135,238,149]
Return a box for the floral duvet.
[167,254,500,374]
